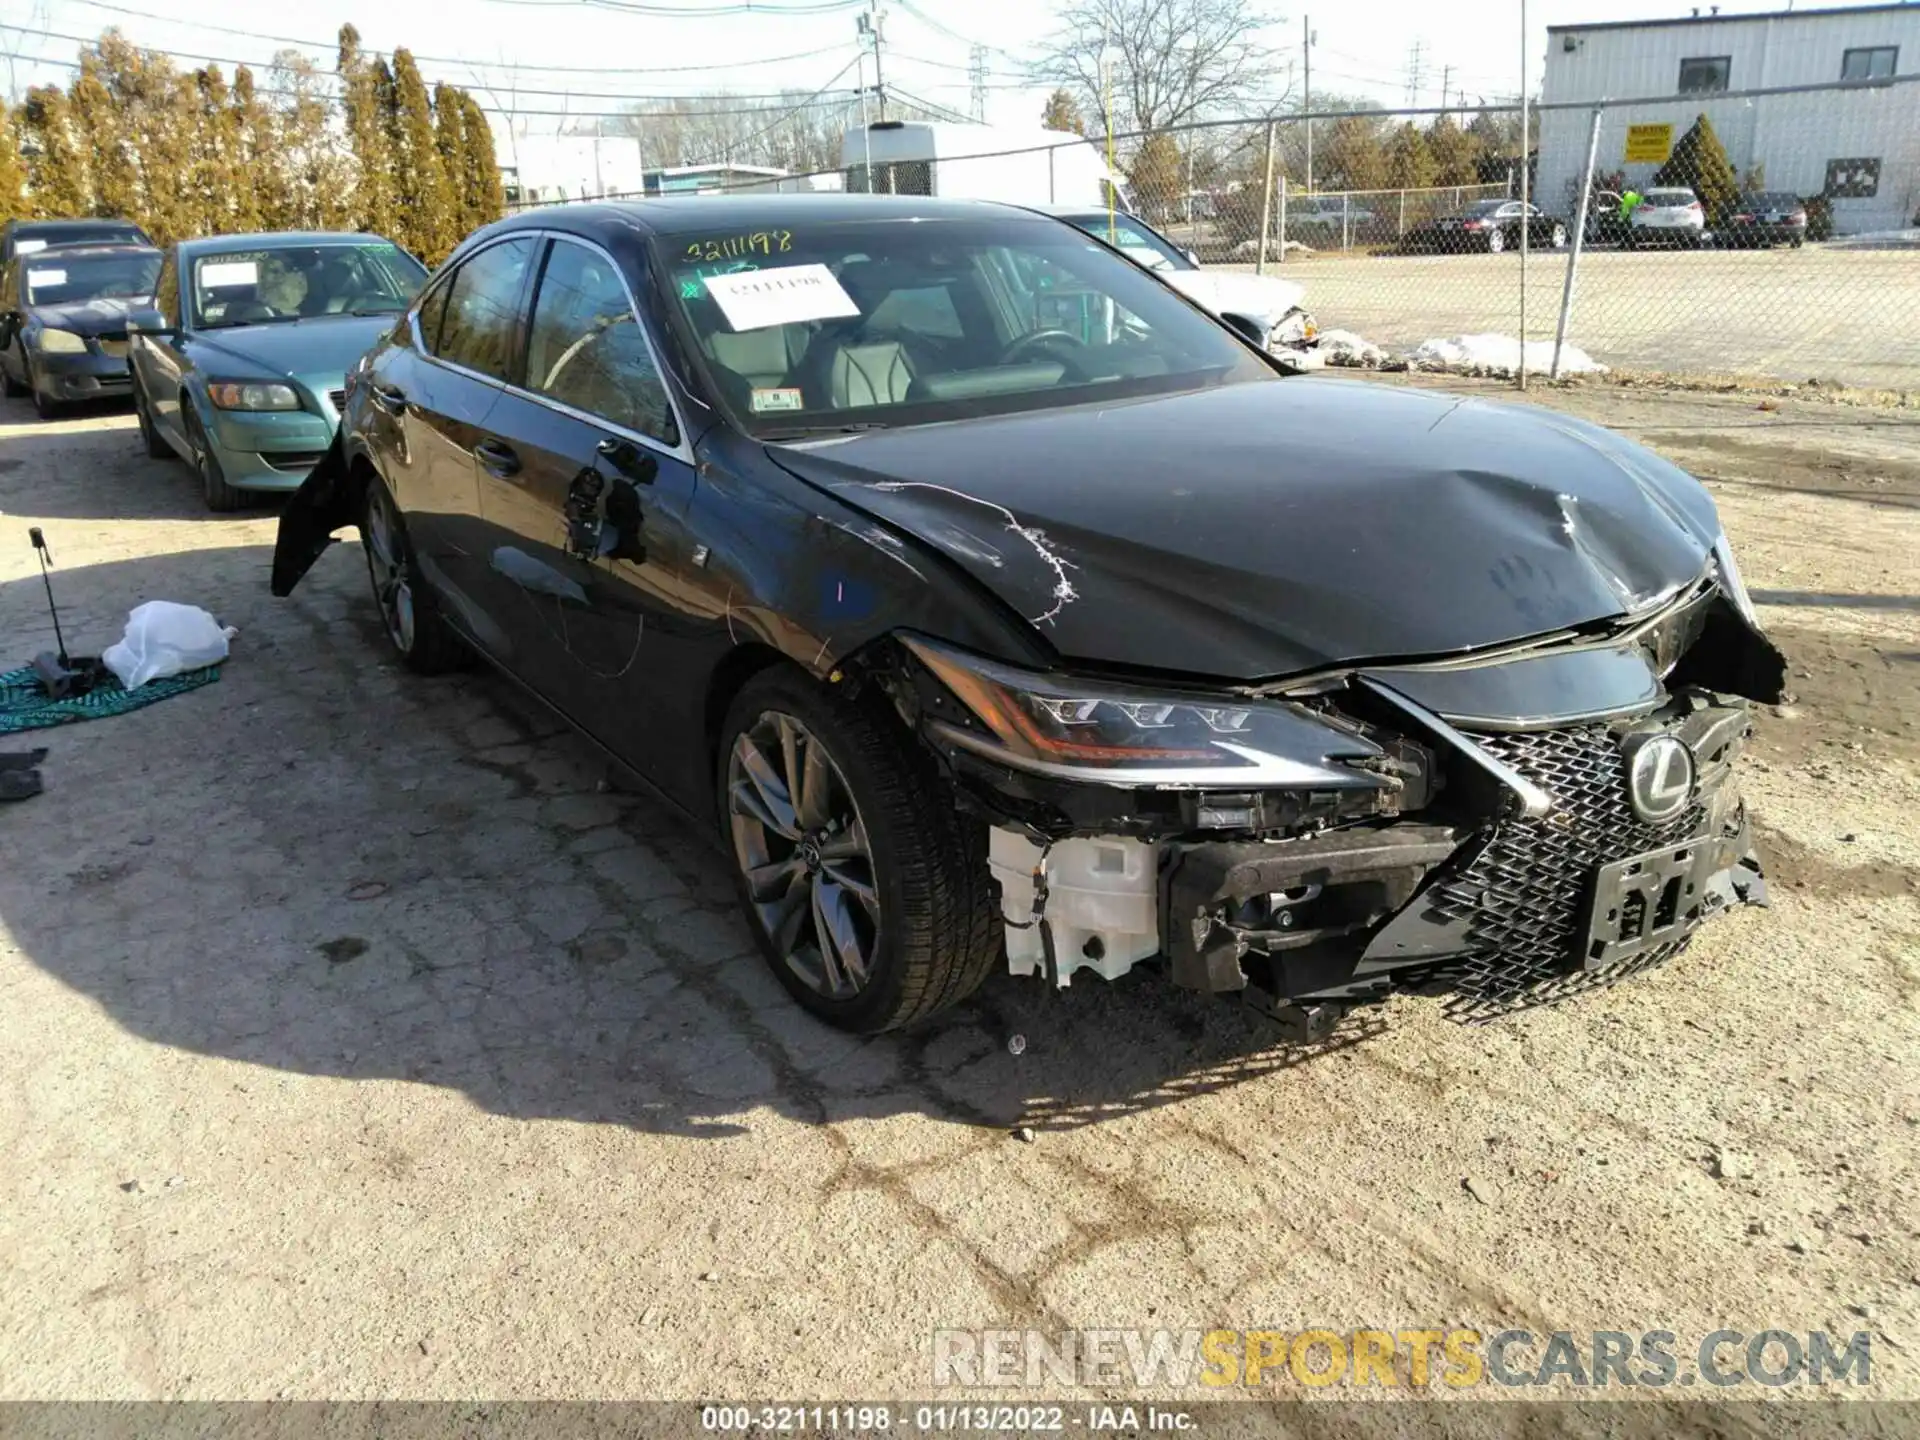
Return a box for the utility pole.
[1302,15,1315,192]
[856,2,888,122]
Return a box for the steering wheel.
[1000,328,1088,371]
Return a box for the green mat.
[0,662,222,735]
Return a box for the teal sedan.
[130,232,427,511]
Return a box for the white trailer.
[842,121,1131,210]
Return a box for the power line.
[8,38,872,119]
[52,0,857,74]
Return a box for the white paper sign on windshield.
[27,269,68,292]
[15,239,48,255]
[702,264,858,332]
[199,260,260,289]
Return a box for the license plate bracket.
[1582,838,1711,970]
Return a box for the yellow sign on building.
[1624,123,1674,164]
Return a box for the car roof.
[486,194,1053,244]
[8,218,146,234]
[177,231,396,255]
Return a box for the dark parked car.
[2,216,152,264]
[1404,199,1569,254]
[0,243,162,418]
[130,231,428,510]
[1721,192,1809,248]
[273,196,1784,1035]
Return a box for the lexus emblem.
[1624,734,1695,824]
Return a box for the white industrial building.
[1538,3,1919,236]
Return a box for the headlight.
[902,635,1386,789]
[35,327,87,354]
[1712,533,1760,628]
[207,380,301,411]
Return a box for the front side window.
[524,238,677,444]
[434,238,536,380]
[1062,213,1190,272]
[657,216,1271,439]
[23,252,161,307]
[1841,46,1897,80]
[189,243,427,329]
[1678,56,1731,93]
[155,253,179,327]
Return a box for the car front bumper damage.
[907,589,1781,1029]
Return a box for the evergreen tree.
[1320,115,1389,193]
[70,52,140,219]
[391,50,456,259]
[271,50,351,231]
[1383,122,1436,192]
[1655,112,1740,222]
[227,67,267,233]
[433,81,469,239]
[20,87,91,218]
[1425,114,1482,187]
[0,108,27,225]
[339,25,397,237]
[1041,89,1086,136]
[187,65,238,235]
[458,92,505,231]
[1127,131,1182,216]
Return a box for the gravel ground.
[1221,246,1920,390]
[0,381,1916,1427]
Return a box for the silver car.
[1628,187,1706,248]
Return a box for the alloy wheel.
[726,710,879,1001]
[1487,228,1506,253]
[363,487,417,654]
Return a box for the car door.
[373,235,537,635]
[132,249,191,447]
[464,233,701,778]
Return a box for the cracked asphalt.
[1,379,1916,1423]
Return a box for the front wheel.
[1549,223,1568,249]
[1485,228,1506,254]
[361,476,468,674]
[133,376,173,459]
[718,667,999,1033]
[184,404,245,511]
[1,344,25,398]
[29,360,61,421]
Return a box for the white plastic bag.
[102,601,235,690]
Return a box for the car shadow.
[0,542,1380,1146]
[0,393,278,521]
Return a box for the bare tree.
[1032,0,1288,136]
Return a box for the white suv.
[1628,187,1707,248]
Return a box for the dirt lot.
[1,378,1917,1424]
[1224,245,1920,390]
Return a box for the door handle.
[370,382,408,416]
[474,438,522,478]
[596,436,657,485]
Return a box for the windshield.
[1463,200,1507,217]
[657,217,1270,438]
[1058,212,1192,272]
[190,242,427,329]
[25,253,161,306]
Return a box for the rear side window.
[523,238,677,445]
[435,238,535,380]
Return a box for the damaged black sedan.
[273,196,1785,1034]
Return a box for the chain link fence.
[523,74,1918,390]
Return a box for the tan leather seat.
[828,341,915,408]
[709,327,796,389]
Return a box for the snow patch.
[1316,329,1388,369]
[1410,333,1608,378]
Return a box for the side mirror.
[1219,312,1267,348]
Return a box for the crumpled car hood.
[1161,269,1307,328]
[766,377,1724,681]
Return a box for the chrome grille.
[1432,724,1706,1022]
[328,388,348,413]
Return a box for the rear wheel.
[361,476,467,674]
[718,666,999,1033]
[1549,222,1568,249]
[185,404,245,512]
[1486,227,1506,254]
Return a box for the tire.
[28,359,61,421]
[1791,236,1804,249]
[0,343,25,399]
[361,474,468,675]
[133,376,173,459]
[184,403,245,512]
[1549,223,1568,249]
[1485,228,1506,254]
[717,665,999,1034]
